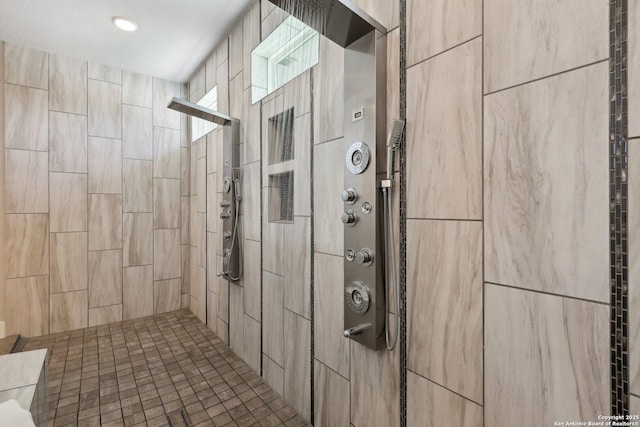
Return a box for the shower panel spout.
[167,98,243,283]
[269,0,389,350]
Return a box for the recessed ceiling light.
[112,16,138,32]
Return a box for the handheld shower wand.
[382,119,404,351]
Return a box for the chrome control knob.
[355,249,374,266]
[340,210,357,227]
[341,188,357,204]
[220,201,230,208]
[224,231,232,239]
[220,211,230,219]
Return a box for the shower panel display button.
[346,282,370,315]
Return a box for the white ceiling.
[0,0,255,83]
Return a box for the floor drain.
[166,408,192,427]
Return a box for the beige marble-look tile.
[88,194,122,250]
[293,115,311,216]
[407,0,480,67]
[263,272,284,365]
[50,232,87,293]
[5,214,49,278]
[485,284,609,425]
[242,240,261,321]
[154,229,181,280]
[284,217,310,319]
[629,141,640,395]
[4,44,48,89]
[88,304,122,327]
[217,38,228,67]
[352,0,399,31]
[123,265,153,320]
[229,22,243,79]
[123,213,153,267]
[484,63,608,302]
[313,138,344,255]
[261,6,288,40]
[182,245,190,295]
[284,310,311,420]
[207,290,219,333]
[631,395,640,414]
[154,178,180,229]
[154,127,181,178]
[88,137,122,194]
[243,314,261,373]
[5,84,48,151]
[50,290,88,333]
[206,173,217,233]
[314,253,349,377]
[153,79,181,129]
[154,279,181,314]
[217,61,229,114]
[123,71,152,108]
[88,250,122,308]
[197,157,206,213]
[631,1,640,138]
[5,149,48,213]
[6,276,48,337]
[205,51,217,92]
[244,91,261,164]
[230,72,243,121]
[49,111,87,173]
[123,159,152,213]
[484,0,608,93]
[313,38,343,143]
[88,63,121,84]
[49,172,87,232]
[88,79,122,139]
[314,360,349,427]
[206,232,217,291]
[229,284,245,359]
[242,2,260,90]
[262,354,284,396]
[49,53,87,114]
[406,220,482,402]
[218,319,229,344]
[407,39,481,220]
[407,371,482,427]
[182,196,190,245]
[181,146,190,196]
[123,104,153,160]
[218,271,229,322]
[189,66,205,103]
[351,343,400,427]
[263,216,283,275]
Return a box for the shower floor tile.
[16,309,308,427]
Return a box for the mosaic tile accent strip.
[610,0,630,416]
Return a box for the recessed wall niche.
[268,108,294,165]
[268,171,294,223]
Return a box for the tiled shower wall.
[1,43,188,337]
[189,0,640,425]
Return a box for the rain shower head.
[268,0,386,47]
[166,97,239,125]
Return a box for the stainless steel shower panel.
[267,0,385,48]
[342,30,387,350]
[221,121,242,282]
[166,97,243,282]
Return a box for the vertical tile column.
[87,63,123,326]
[122,71,154,321]
[483,0,610,424]
[4,44,51,336]
[152,79,182,316]
[0,41,4,332]
[405,0,483,423]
